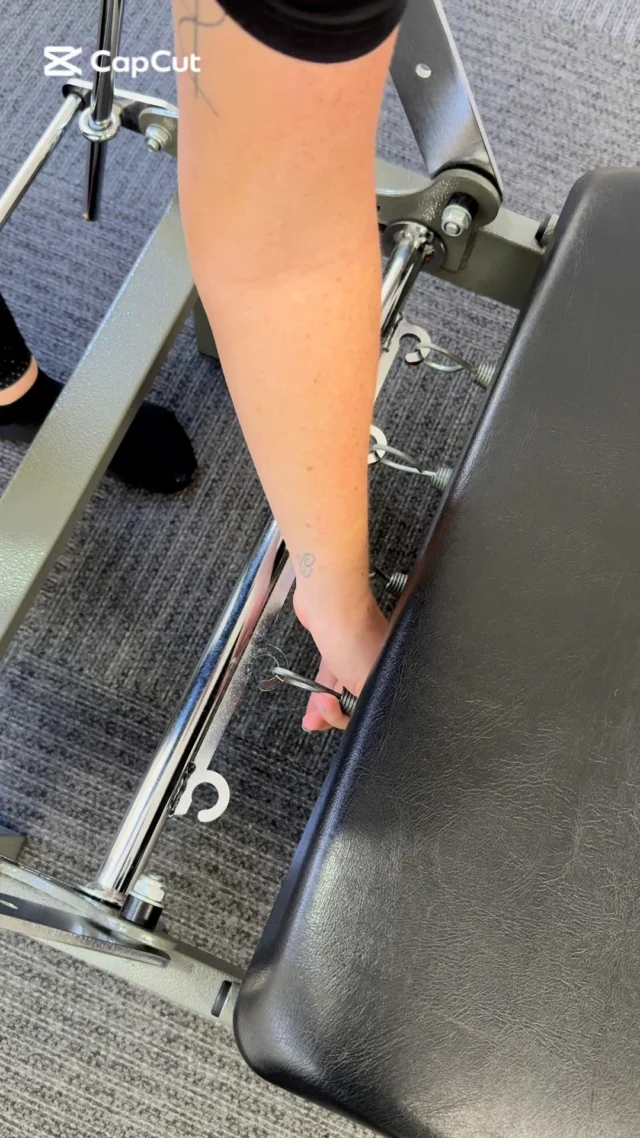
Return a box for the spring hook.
[369,439,453,491]
[405,342,497,389]
[260,665,357,717]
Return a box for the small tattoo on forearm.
[297,553,316,579]
[176,0,227,115]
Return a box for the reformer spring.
[405,342,497,389]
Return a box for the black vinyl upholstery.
[234,169,640,1138]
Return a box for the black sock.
[0,293,197,495]
[0,290,31,391]
[0,367,59,428]
[0,367,198,494]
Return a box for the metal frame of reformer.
[0,0,555,1026]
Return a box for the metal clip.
[369,434,453,492]
[405,342,497,389]
[260,664,357,718]
[171,766,230,825]
[378,318,432,396]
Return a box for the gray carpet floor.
[0,2,638,1136]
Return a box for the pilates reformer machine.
[2,1,639,1135]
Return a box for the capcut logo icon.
[43,46,83,78]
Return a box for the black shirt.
[220,0,409,62]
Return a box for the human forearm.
[190,228,381,611]
[173,4,393,605]
[172,2,395,724]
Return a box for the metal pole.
[92,521,289,902]
[84,0,126,220]
[92,222,433,904]
[381,222,431,340]
[0,94,83,231]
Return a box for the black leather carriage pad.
[235,169,640,1138]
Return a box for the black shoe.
[0,369,198,495]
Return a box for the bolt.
[145,123,172,153]
[441,203,473,238]
[415,63,432,78]
[130,873,165,906]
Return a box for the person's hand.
[293,586,388,731]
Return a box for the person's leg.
[0,290,198,495]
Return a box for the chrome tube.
[381,222,431,340]
[92,520,289,902]
[84,0,126,220]
[0,94,83,231]
[83,141,110,223]
[91,0,126,127]
[92,223,432,903]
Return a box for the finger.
[302,686,334,732]
[314,692,349,731]
[303,660,336,727]
[302,706,332,733]
[311,659,349,731]
[301,660,348,732]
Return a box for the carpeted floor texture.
[0,2,638,1136]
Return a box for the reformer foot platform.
[234,168,640,1138]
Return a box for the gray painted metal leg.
[0,195,196,658]
[0,828,25,862]
[193,296,219,359]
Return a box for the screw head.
[441,203,473,238]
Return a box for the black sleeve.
[219,0,409,63]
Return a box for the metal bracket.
[0,890,169,965]
[63,78,179,150]
[0,859,242,1027]
[391,0,502,192]
[376,160,548,308]
[378,163,502,272]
